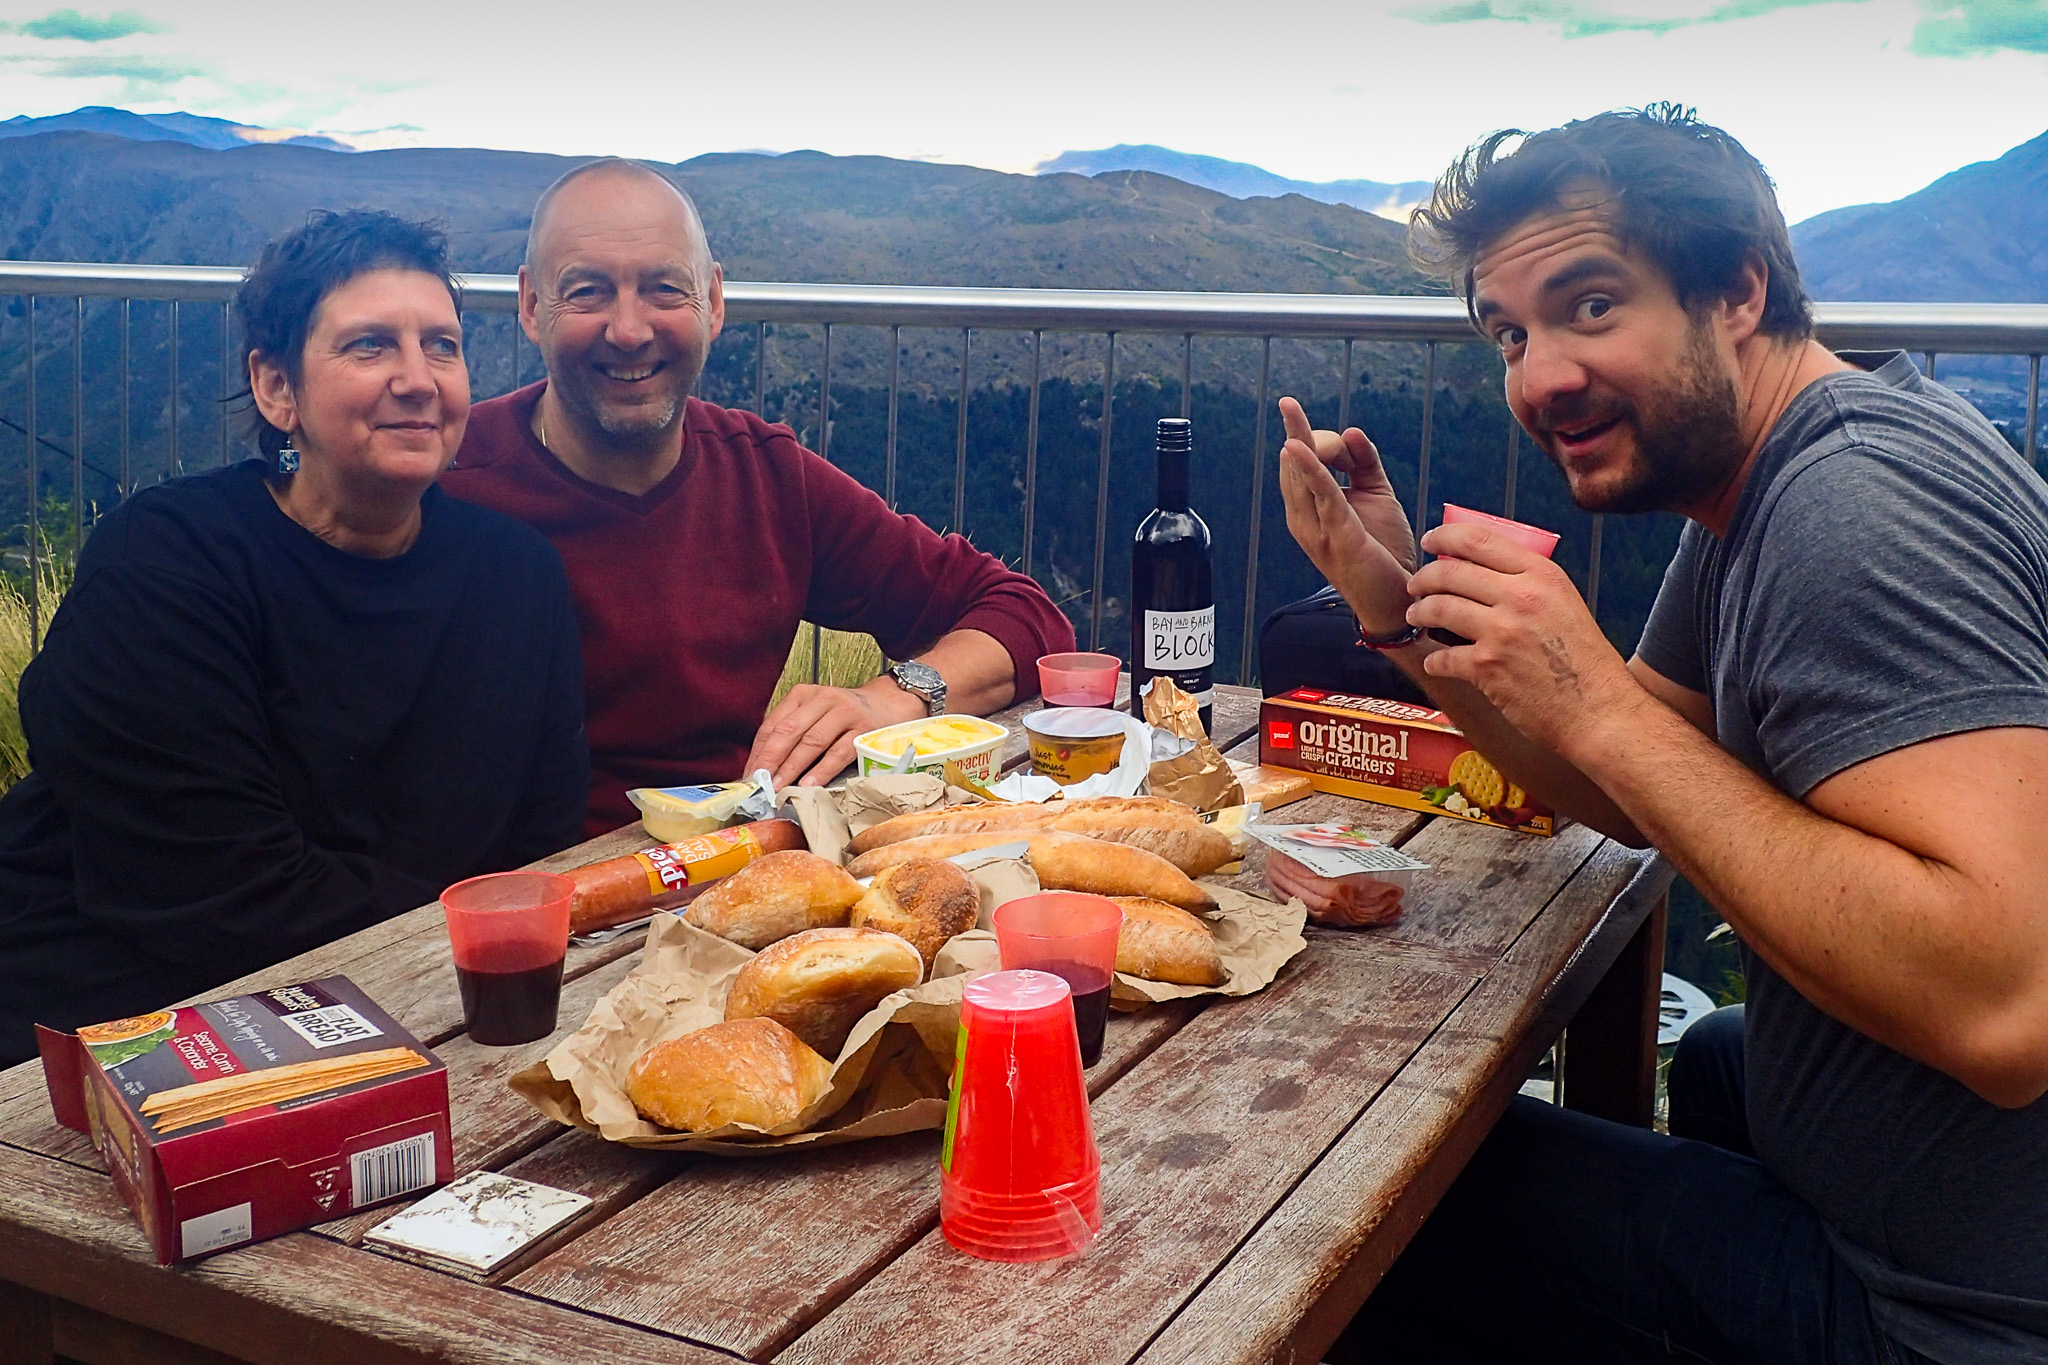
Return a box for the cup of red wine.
[1427,504,1563,646]
[992,892,1125,1067]
[1036,652,1122,708]
[440,871,576,1047]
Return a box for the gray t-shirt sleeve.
[1742,447,2048,798]
[1634,525,1708,692]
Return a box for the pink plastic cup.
[993,892,1124,1067]
[1440,503,1562,558]
[1037,652,1122,708]
[940,970,1102,1261]
[440,871,575,1047]
[1432,505,1562,644]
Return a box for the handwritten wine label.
[1142,605,1215,671]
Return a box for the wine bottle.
[1130,417,1215,734]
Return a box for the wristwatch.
[887,660,948,715]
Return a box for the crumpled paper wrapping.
[510,856,1042,1155]
[932,884,1308,1007]
[1142,678,1244,812]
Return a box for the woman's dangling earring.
[276,440,300,475]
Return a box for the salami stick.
[567,818,806,934]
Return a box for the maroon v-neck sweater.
[444,384,1072,834]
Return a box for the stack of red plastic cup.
[940,969,1102,1261]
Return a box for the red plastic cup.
[941,970,1102,1261]
[993,892,1123,1067]
[1432,505,1562,645]
[1036,652,1122,708]
[440,871,575,1047]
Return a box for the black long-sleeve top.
[0,460,588,1065]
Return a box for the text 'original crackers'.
[36,976,452,1264]
[1257,688,1555,836]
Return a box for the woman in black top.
[0,211,588,1065]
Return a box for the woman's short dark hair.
[1410,104,1813,341]
[235,209,461,465]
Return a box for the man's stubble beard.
[1545,322,1745,517]
[547,351,703,456]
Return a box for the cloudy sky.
[0,0,2043,222]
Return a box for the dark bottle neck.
[1156,443,1190,512]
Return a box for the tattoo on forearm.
[1541,636,1580,692]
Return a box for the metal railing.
[5,260,2047,677]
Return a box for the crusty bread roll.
[624,1017,832,1133]
[683,850,863,949]
[723,926,925,1058]
[847,801,1056,855]
[849,857,980,970]
[846,831,1217,912]
[1045,801,1235,876]
[1110,897,1227,986]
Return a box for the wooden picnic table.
[0,683,1671,1365]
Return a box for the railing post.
[1414,341,1436,537]
[1241,336,1274,686]
[26,296,39,651]
[818,322,832,464]
[885,324,901,510]
[754,320,767,416]
[1089,333,1115,652]
[1023,329,1040,576]
[219,299,231,466]
[2027,354,2040,468]
[1180,333,1192,419]
[1339,338,1354,433]
[1587,515,1604,622]
[119,299,131,499]
[169,300,181,476]
[953,327,969,536]
[72,297,83,552]
[1504,412,1520,520]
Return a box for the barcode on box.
[350,1133,436,1208]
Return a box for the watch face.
[891,662,946,712]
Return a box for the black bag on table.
[1257,587,1433,705]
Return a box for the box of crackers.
[35,976,452,1264]
[1258,688,1554,836]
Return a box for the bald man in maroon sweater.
[444,159,1073,834]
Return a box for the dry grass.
[773,625,885,707]
[0,549,68,792]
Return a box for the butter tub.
[853,715,1009,783]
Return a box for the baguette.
[1110,897,1227,986]
[846,801,1057,856]
[1044,801,1234,876]
[846,830,1217,912]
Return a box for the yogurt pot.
[853,714,1010,783]
[1022,707,1129,786]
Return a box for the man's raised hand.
[1275,396,1419,635]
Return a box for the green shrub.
[0,543,68,792]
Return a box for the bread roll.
[1111,897,1227,986]
[625,1017,832,1133]
[846,831,1217,912]
[723,926,925,1058]
[683,850,863,949]
[847,801,1056,855]
[849,857,980,970]
[1045,801,1235,876]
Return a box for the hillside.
[1036,145,1430,219]
[1791,127,2048,304]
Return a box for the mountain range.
[1035,145,1430,219]
[0,106,353,154]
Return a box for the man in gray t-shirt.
[1278,107,2048,1365]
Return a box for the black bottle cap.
[1156,418,1192,451]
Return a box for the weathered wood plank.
[0,1142,733,1365]
[1132,845,1668,1365]
[510,997,1203,1360]
[1371,818,1603,958]
[772,938,1482,1365]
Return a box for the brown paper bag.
[930,886,1308,1006]
[1143,678,1244,812]
[510,913,959,1154]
